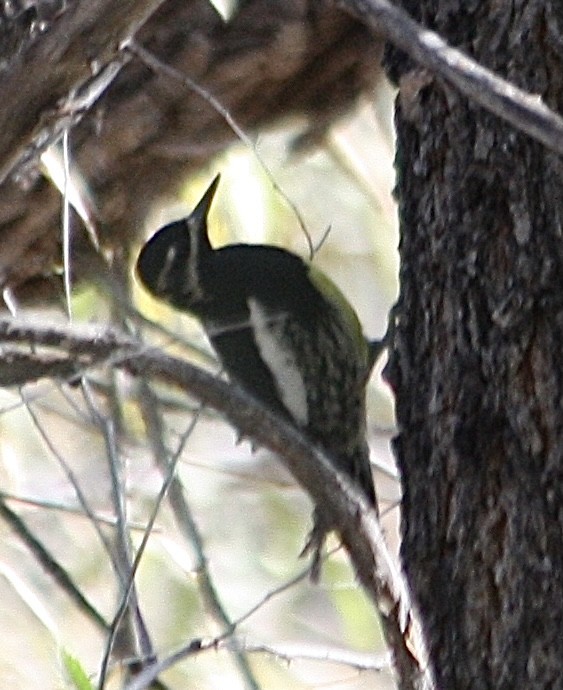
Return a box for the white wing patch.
[248,297,309,426]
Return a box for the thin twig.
[123,545,337,690]
[137,379,261,690]
[124,40,315,259]
[81,380,156,683]
[234,640,389,672]
[124,629,389,690]
[0,490,155,531]
[96,401,200,690]
[61,127,73,321]
[229,563,313,630]
[0,318,431,690]
[0,496,109,631]
[21,392,119,568]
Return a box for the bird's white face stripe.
[156,245,177,292]
[184,220,202,297]
[248,297,309,426]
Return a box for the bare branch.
[0,0,167,184]
[81,379,156,684]
[125,41,315,257]
[136,381,261,690]
[338,0,563,155]
[126,636,391,690]
[0,317,432,690]
[0,496,109,631]
[237,640,390,672]
[0,490,155,531]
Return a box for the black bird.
[136,175,378,577]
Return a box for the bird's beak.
[189,174,221,228]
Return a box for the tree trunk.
[385,2,563,688]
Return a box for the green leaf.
[61,649,95,690]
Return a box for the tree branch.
[0,317,433,690]
[337,0,563,155]
[0,0,167,184]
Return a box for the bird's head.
[136,174,220,310]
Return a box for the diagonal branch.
[338,0,563,155]
[0,317,433,690]
[0,0,168,184]
[136,381,261,690]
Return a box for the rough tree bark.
[384,2,563,689]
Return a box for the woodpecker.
[136,175,378,577]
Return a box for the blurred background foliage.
[0,78,400,689]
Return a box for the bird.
[136,174,379,578]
